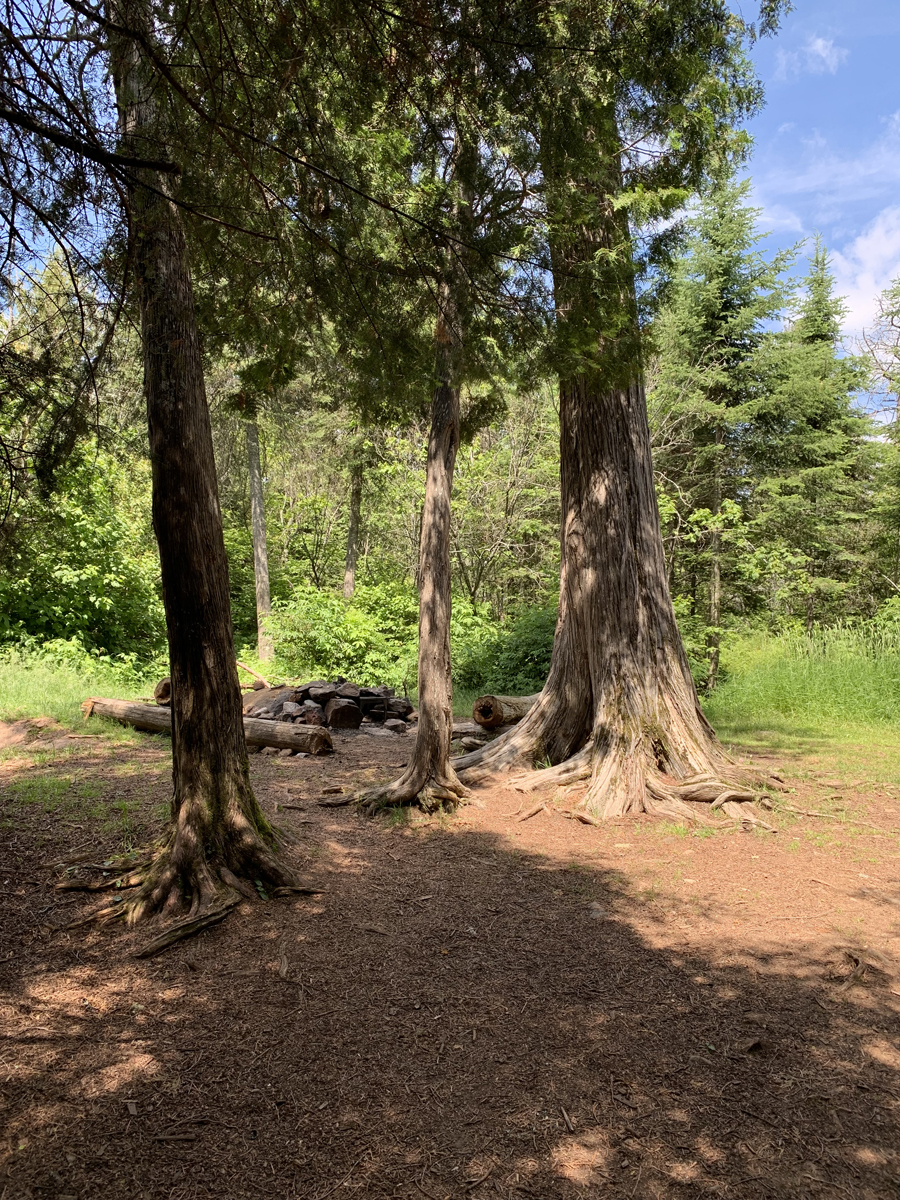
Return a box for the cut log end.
[471,693,540,730]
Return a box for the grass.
[703,626,900,785]
[0,650,157,741]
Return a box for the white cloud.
[775,36,849,81]
[754,112,900,228]
[832,206,900,334]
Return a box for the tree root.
[462,727,774,831]
[53,812,310,956]
[133,891,242,958]
[357,764,469,816]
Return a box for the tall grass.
[705,624,900,732]
[0,642,158,728]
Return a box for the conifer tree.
[458,2,792,822]
[649,177,791,686]
[746,241,873,627]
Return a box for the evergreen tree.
[746,241,874,627]
[457,2,792,821]
[650,177,791,686]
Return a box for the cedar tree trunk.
[109,1,293,934]
[246,417,274,660]
[457,126,748,823]
[359,281,468,812]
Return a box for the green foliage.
[0,451,165,659]
[705,620,900,730]
[453,605,557,694]
[650,185,878,673]
[267,583,420,690]
[0,640,162,728]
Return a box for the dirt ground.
[1,723,899,1200]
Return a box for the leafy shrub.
[0,453,165,659]
[268,582,420,689]
[453,604,557,694]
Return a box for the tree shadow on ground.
[1,804,898,1200]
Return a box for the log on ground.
[472,694,541,730]
[81,697,334,755]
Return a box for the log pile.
[240,679,415,736]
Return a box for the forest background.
[4,189,900,733]
[4,0,900,750]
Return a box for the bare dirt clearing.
[1,727,899,1199]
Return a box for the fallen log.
[472,693,541,730]
[81,698,334,755]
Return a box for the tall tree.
[360,139,476,811]
[107,0,296,937]
[648,177,791,686]
[244,414,274,659]
[458,1,790,821]
[744,241,874,626]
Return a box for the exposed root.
[134,891,242,958]
[357,763,469,816]
[55,803,308,956]
[460,714,773,831]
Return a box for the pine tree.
[745,240,874,627]
[649,177,791,686]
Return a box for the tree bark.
[358,135,475,812]
[359,284,469,812]
[108,1,295,928]
[457,117,747,823]
[343,455,363,599]
[245,417,274,660]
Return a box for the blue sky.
[745,0,900,334]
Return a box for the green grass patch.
[704,627,900,784]
[0,645,158,737]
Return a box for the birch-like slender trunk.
[245,418,274,660]
[343,458,363,599]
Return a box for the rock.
[324,698,364,728]
[384,718,408,734]
[302,702,326,726]
[243,685,293,714]
[386,697,414,718]
[252,678,267,690]
[359,695,389,720]
[261,746,280,756]
[308,685,337,706]
[279,748,294,757]
[335,682,361,699]
[281,701,303,717]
